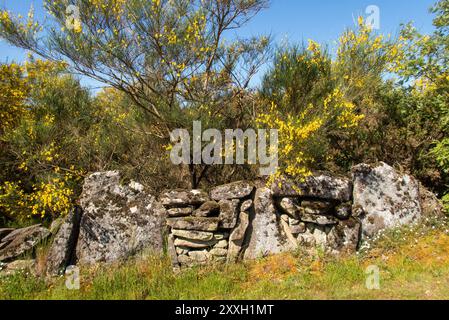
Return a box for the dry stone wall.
[1,162,442,276]
[161,182,255,268]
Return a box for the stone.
[210,181,254,201]
[280,219,299,247]
[0,259,35,277]
[301,214,338,226]
[166,217,219,232]
[174,238,217,249]
[226,211,249,263]
[327,218,361,254]
[241,200,253,212]
[0,225,51,262]
[279,198,301,218]
[289,217,300,225]
[46,207,83,276]
[290,222,306,235]
[176,247,189,255]
[210,248,228,257]
[193,201,220,217]
[297,226,327,248]
[271,174,352,202]
[301,200,334,215]
[188,250,210,263]
[227,211,250,263]
[229,212,250,244]
[335,203,352,220]
[215,240,228,248]
[171,229,214,241]
[167,207,193,217]
[243,188,293,260]
[160,189,209,207]
[218,199,240,229]
[213,233,229,240]
[0,228,15,242]
[49,218,64,235]
[177,254,191,265]
[312,227,328,247]
[167,234,179,268]
[418,183,445,218]
[352,162,422,238]
[76,171,167,265]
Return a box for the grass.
[1,216,449,300]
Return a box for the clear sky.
[0,0,439,89]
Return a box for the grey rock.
[241,200,253,212]
[327,218,361,254]
[215,240,228,248]
[297,226,327,248]
[0,259,35,277]
[218,199,240,229]
[243,188,293,260]
[280,219,299,247]
[279,198,301,218]
[176,247,189,255]
[335,203,352,220]
[290,222,306,235]
[210,181,254,201]
[177,254,191,265]
[213,233,229,240]
[167,234,179,268]
[171,229,214,241]
[166,217,219,232]
[289,217,301,225]
[49,218,64,235]
[76,171,166,265]
[210,248,228,257]
[0,225,50,262]
[160,189,209,207]
[271,174,352,202]
[301,200,334,215]
[418,183,445,218]
[174,238,217,249]
[46,207,83,276]
[301,214,338,226]
[0,228,15,242]
[193,201,220,217]
[167,207,193,217]
[352,162,422,238]
[188,250,210,263]
[227,211,250,263]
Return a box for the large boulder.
[352,162,422,238]
[0,225,50,262]
[75,171,167,265]
[243,188,292,260]
[46,207,83,275]
[271,174,352,202]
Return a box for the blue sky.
[0,0,438,89]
